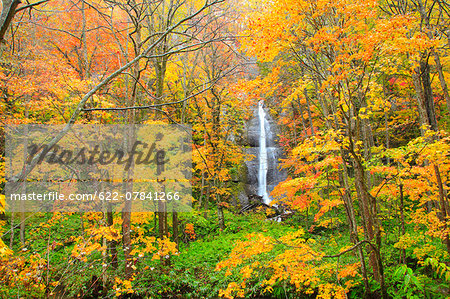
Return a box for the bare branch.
[8,0,224,185]
[0,0,21,42]
[15,0,50,13]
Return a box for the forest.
[1,0,450,298]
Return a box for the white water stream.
[258,101,271,204]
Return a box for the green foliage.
[424,258,450,282]
[387,264,428,299]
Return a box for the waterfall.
[258,101,271,204]
[241,100,286,208]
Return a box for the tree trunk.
[399,183,406,264]
[332,92,370,294]
[122,23,140,276]
[296,99,308,139]
[0,0,20,42]
[434,165,450,254]
[173,211,179,246]
[80,0,89,79]
[338,150,370,296]
[420,60,438,131]
[157,170,168,238]
[106,203,118,269]
[304,89,315,136]
[217,203,225,230]
[204,182,210,219]
[354,157,379,281]
[9,211,14,248]
[412,68,428,134]
[153,41,169,236]
[158,201,168,238]
[20,117,27,244]
[416,0,450,113]
[432,50,450,113]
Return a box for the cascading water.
[242,100,286,208]
[258,101,271,204]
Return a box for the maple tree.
[1,0,450,297]
[215,0,450,298]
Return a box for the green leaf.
[404,274,411,290]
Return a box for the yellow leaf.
[342,104,349,113]
[0,194,5,213]
[0,238,12,257]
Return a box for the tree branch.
[8,0,224,186]
[15,0,49,13]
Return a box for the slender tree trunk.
[304,89,315,136]
[106,202,118,269]
[20,112,28,244]
[432,50,450,113]
[339,154,370,296]
[19,196,25,244]
[434,165,450,254]
[9,211,14,248]
[447,29,450,49]
[204,181,210,219]
[158,202,168,238]
[158,163,168,239]
[399,183,406,264]
[382,75,391,164]
[296,100,308,139]
[292,103,297,145]
[420,60,438,131]
[217,202,225,230]
[353,157,379,281]
[199,136,206,210]
[416,0,450,113]
[347,102,384,291]
[0,0,20,42]
[331,94,370,295]
[153,43,169,237]
[412,69,428,134]
[122,22,141,276]
[80,0,89,79]
[173,211,179,246]
[384,108,390,164]
[122,149,133,278]
[315,80,331,129]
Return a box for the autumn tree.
[217,0,450,297]
[188,1,250,230]
[1,0,227,290]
